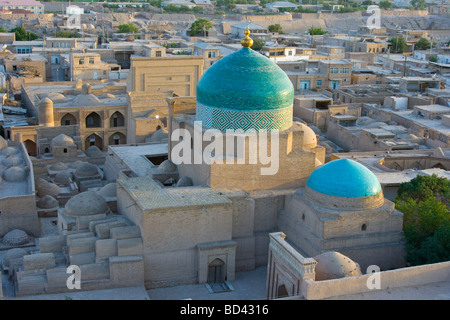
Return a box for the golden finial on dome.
[241,26,253,49]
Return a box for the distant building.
[265,1,298,10]
[231,22,269,39]
[66,5,84,15]
[193,42,221,70]
[0,0,44,14]
[161,0,196,8]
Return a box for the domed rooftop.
[37,195,59,209]
[85,145,103,158]
[2,155,23,168]
[176,176,193,187]
[3,229,30,246]
[75,162,99,177]
[69,160,84,169]
[1,146,19,156]
[306,159,382,198]
[51,134,75,148]
[65,191,109,216]
[158,159,177,173]
[49,162,69,171]
[72,93,102,106]
[4,248,27,267]
[54,171,72,185]
[46,92,67,104]
[37,178,61,198]
[196,29,294,132]
[314,251,362,281]
[146,128,168,143]
[97,182,116,198]
[297,123,317,148]
[3,167,26,182]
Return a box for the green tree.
[396,174,450,206]
[308,27,327,35]
[388,36,407,53]
[395,175,450,266]
[251,37,266,51]
[378,0,392,9]
[268,24,282,33]
[430,55,438,62]
[189,18,213,37]
[117,22,139,33]
[10,27,38,41]
[216,0,236,10]
[0,27,6,33]
[55,30,80,38]
[397,197,450,265]
[414,37,431,50]
[411,0,427,9]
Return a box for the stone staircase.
[13,215,145,297]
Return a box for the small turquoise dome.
[196,47,294,132]
[306,159,382,198]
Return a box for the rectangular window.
[340,68,349,74]
[288,50,293,56]
[208,51,216,58]
[155,51,162,57]
[79,58,84,65]
[330,67,339,74]
[317,80,322,86]
[89,58,95,64]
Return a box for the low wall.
[301,261,450,300]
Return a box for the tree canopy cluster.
[388,36,407,53]
[117,22,139,33]
[9,27,38,41]
[309,27,327,35]
[395,175,450,266]
[189,19,213,37]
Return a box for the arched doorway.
[108,132,126,146]
[85,112,102,128]
[24,139,37,157]
[207,258,225,284]
[61,113,77,126]
[85,134,103,150]
[110,111,125,127]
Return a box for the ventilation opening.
[361,224,367,231]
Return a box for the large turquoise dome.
[306,159,382,198]
[196,47,294,132]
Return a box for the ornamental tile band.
[196,102,293,132]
